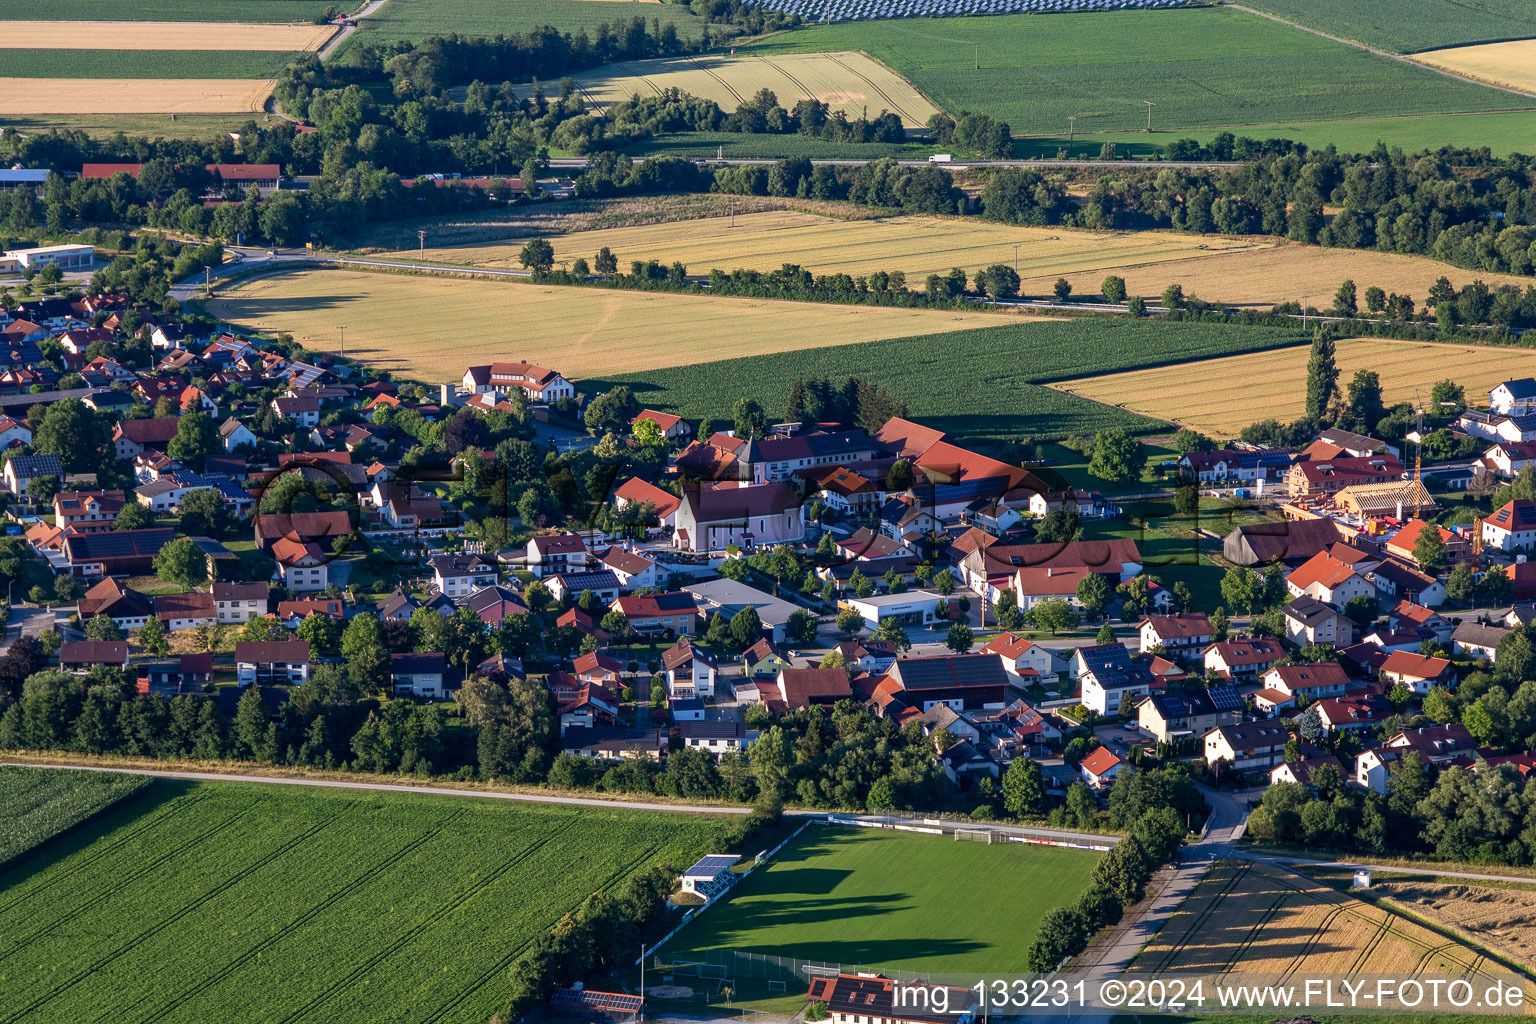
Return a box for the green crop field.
[0,767,150,869]
[1241,0,1536,54]
[0,778,719,1024]
[345,0,704,48]
[0,0,336,20]
[662,826,1099,975]
[587,319,1308,446]
[0,49,301,79]
[741,7,1532,137]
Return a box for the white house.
[213,581,268,624]
[235,640,311,687]
[1482,499,1536,553]
[1073,643,1158,716]
[430,553,497,598]
[980,631,1058,686]
[662,637,718,699]
[1286,551,1374,606]
[391,652,449,698]
[1079,746,1123,790]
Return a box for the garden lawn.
[741,7,1532,135]
[662,825,1099,974]
[0,779,720,1024]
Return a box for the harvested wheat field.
[201,268,1023,381]
[1377,881,1536,971]
[515,52,939,127]
[1054,337,1536,437]
[390,213,1277,288]
[0,21,334,50]
[0,78,275,114]
[1415,40,1536,95]
[1134,861,1496,977]
[1020,241,1536,309]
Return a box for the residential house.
[135,653,214,696]
[774,666,852,710]
[599,545,663,591]
[1283,595,1355,647]
[678,720,750,757]
[1257,661,1352,711]
[1137,614,1212,659]
[1491,378,1536,417]
[744,638,791,678]
[111,417,180,460]
[76,577,152,631]
[662,638,718,699]
[271,537,329,592]
[981,631,1058,686]
[276,598,344,626]
[1270,756,1345,787]
[613,592,699,636]
[1482,499,1536,553]
[632,409,693,442]
[59,640,129,673]
[1370,557,1447,609]
[1379,650,1454,694]
[271,395,321,428]
[526,533,588,577]
[612,477,682,534]
[1204,721,1289,774]
[874,654,1010,713]
[235,640,312,687]
[1072,643,1158,716]
[1387,519,1469,566]
[547,570,622,607]
[1286,454,1403,501]
[1356,724,1478,793]
[392,652,449,698]
[220,418,258,452]
[1286,551,1375,606]
[1453,621,1509,662]
[1315,692,1394,733]
[430,553,497,598]
[1391,599,1452,643]
[1202,637,1285,683]
[213,581,269,624]
[557,685,620,735]
[53,489,125,533]
[562,726,668,761]
[1137,687,1242,743]
[1080,746,1123,790]
[3,452,62,495]
[153,591,217,632]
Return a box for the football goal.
[953,828,995,843]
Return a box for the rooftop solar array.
[744,0,1187,23]
[551,989,644,1013]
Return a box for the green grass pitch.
[661,825,1101,975]
[0,775,719,1024]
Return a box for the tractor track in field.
[0,805,353,1024]
[121,806,471,1024]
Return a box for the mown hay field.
[1415,39,1536,95]
[1377,880,1536,971]
[200,268,1020,381]
[0,0,335,20]
[391,212,1278,288]
[0,21,334,51]
[740,6,1532,136]
[1134,861,1497,977]
[390,211,1528,310]
[0,778,720,1024]
[0,77,277,114]
[517,52,939,127]
[1020,242,1536,310]
[1054,338,1536,437]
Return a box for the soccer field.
[662,826,1100,976]
[0,776,719,1024]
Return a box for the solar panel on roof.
[552,989,644,1012]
